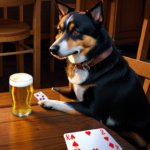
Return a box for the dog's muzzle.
[49,45,59,55]
[49,45,66,60]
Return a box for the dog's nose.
[49,45,59,54]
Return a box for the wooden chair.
[49,0,81,72]
[124,56,150,102]
[0,0,41,89]
[124,56,150,149]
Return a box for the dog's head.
[50,0,105,64]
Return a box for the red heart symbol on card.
[85,131,91,136]
[93,149,99,150]
[36,94,39,97]
[104,137,109,141]
[72,141,79,147]
[109,142,114,148]
[40,98,42,100]
[70,134,75,140]
[115,145,119,150]
[42,95,44,97]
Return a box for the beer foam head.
[9,73,33,87]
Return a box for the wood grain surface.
[0,88,137,150]
[0,19,30,42]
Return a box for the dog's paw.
[52,87,62,93]
[38,100,54,109]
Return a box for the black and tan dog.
[39,0,150,149]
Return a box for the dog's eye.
[58,29,62,34]
[72,30,79,35]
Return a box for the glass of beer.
[9,73,33,117]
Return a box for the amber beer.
[9,73,33,117]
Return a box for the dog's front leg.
[38,100,81,115]
[38,100,91,116]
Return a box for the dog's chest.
[73,84,86,102]
[68,69,89,84]
[67,66,89,101]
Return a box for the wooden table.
[0,88,137,150]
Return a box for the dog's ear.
[55,0,75,18]
[86,1,104,24]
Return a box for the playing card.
[64,128,122,150]
[34,91,48,101]
[38,91,48,99]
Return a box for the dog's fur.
[39,1,150,149]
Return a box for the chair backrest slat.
[124,56,150,79]
[76,0,80,11]
[0,0,36,7]
[3,7,7,19]
[124,56,150,102]
[19,6,23,22]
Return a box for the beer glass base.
[12,111,32,117]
